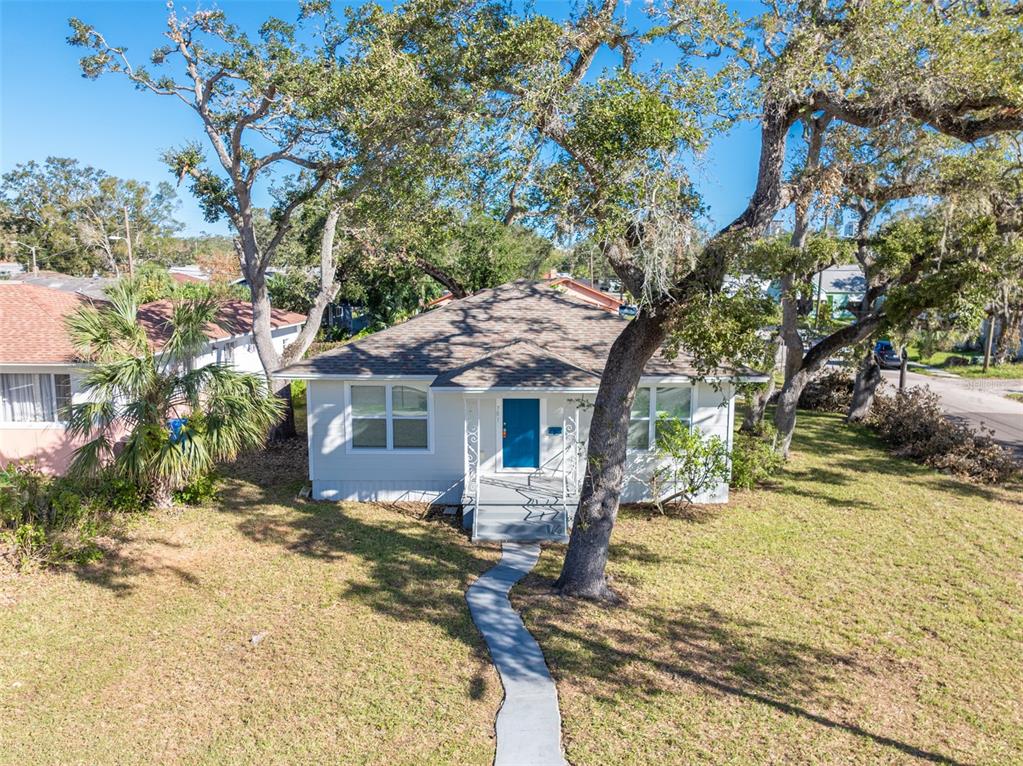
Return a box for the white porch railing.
[464,398,481,540]
[561,407,581,539]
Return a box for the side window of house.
[391,385,428,449]
[628,388,651,450]
[0,373,72,423]
[654,386,692,443]
[626,386,694,451]
[350,384,429,450]
[351,385,388,448]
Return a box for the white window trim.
[344,382,434,454]
[628,385,695,453]
[0,372,72,427]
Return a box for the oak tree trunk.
[742,333,784,434]
[774,367,811,457]
[555,309,668,601]
[847,349,882,422]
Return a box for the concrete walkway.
[467,543,566,766]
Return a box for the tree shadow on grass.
[213,463,501,697]
[516,591,970,766]
[69,533,200,597]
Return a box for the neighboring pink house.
[0,283,306,474]
[0,284,98,474]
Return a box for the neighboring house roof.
[135,299,306,350]
[546,277,623,312]
[280,280,761,384]
[15,271,114,301]
[168,265,210,283]
[815,264,866,296]
[0,283,97,364]
[426,292,456,309]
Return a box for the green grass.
[515,411,1023,765]
[0,445,501,765]
[3,414,1022,765]
[948,362,1023,379]
[907,345,1023,379]
[291,379,307,435]
[1006,392,1023,403]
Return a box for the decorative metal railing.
[561,407,581,539]
[464,399,481,540]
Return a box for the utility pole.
[11,241,38,275]
[123,206,134,277]
[982,312,995,372]
[814,269,825,331]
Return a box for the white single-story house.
[279,281,765,542]
[0,283,305,474]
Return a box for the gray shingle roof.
[278,280,752,385]
[432,340,601,389]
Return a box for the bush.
[798,367,854,412]
[731,428,784,490]
[173,471,220,506]
[650,419,731,510]
[867,388,1019,484]
[0,464,148,568]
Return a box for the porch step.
[472,507,570,544]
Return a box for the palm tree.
[65,282,283,507]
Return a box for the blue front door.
[502,399,540,468]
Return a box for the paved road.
[881,369,1023,458]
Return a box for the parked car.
[873,340,902,369]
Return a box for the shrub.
[650,418,730,510]
[731,428,784,490]
[0,464,148,568]
[798,367,854,412]
[867,388,1019,484]
[173,471,220,506]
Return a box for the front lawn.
[0,445,501,765]
[516,411,1023,765]
[908,347,1023,379]
[2,413,1021,765]
[948,361,1023,379]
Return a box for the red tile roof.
[0,283,99,364]
[0,286,306,364]
[135,299,306,349]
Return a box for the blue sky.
[1,0,765,237]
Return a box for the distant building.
[169,264,211,284]
[14,270,113,301]
[810,264,866,319]
[0,262,25,279]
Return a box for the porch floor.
[467,473,577,544]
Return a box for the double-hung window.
[627,385,693,451]
[0,373,72,423]
[350,383,429,450]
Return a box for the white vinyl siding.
[305,380,734,506]
[0,373,71,423]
